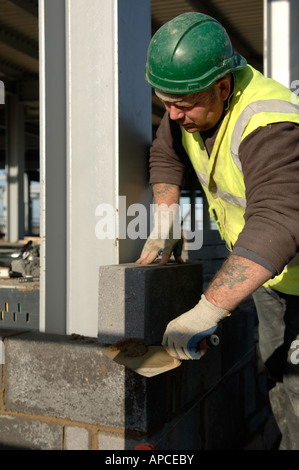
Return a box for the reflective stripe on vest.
[195,170,246,209]
[231,100,299,172]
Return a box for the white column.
[264,0,299,89]
[264,0,290,86]
[39,0,152,336]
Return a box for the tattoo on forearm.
[153,183,179,205]
[209,256,250,290]
[153,183,177,197]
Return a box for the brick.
[4,332,130,428]
[0,329,28,391]
[98,262,203,344]
[64,426,90,450]
[97,431,140,450]
[0,415,62,450]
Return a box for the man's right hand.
[136,207,184,265]
[162,294,230,360]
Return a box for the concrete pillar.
[39,0,152,335]
[5,94,25,242]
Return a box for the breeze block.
[98,262,203,344]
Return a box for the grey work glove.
[162,294,230,360]
[136,207,183,265]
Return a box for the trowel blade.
[102,345,181,377]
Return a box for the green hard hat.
[145,12,247,94]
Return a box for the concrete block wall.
[0,329,147,450]
[0,260,281,450]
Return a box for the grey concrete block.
[4,331,164,432]
[98,262,203,344]
[0,329,29,390]
[4,332,127,427]
[64,426,90,450]
[0,414,63,450]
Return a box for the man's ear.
[217,77,231,102]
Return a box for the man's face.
[160,79,230,132]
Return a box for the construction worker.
[136,12,299,450]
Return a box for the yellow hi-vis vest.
[182,65,299,296]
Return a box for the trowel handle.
[198,334,220,351]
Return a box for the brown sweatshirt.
[149,112,299,275]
